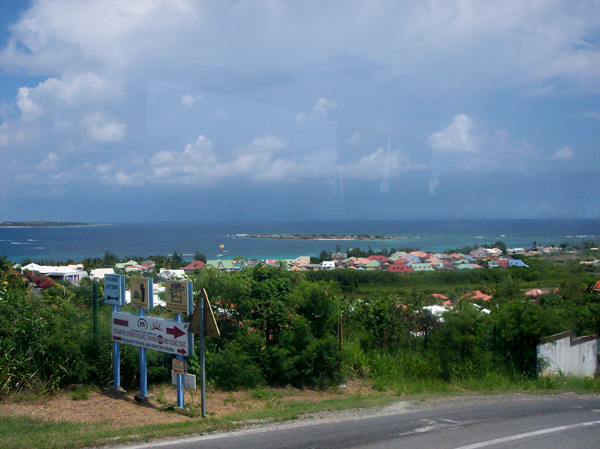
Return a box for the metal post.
[338,313,343,372]
[140,308,147,398]
[200,296,206,417]
[93,283,98,358]
[113,304,120,388]
[176,313,184,408]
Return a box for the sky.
[0,0,599,223]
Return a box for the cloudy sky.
[1,0,599,222]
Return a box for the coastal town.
[14,243,563,292]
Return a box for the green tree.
[194,251,207,263]
[495,299,563,376]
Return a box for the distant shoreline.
[241,234,409,241]
[0,221,110,228]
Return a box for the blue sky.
[1,1,599,222]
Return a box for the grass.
[0,391,394,449]
[1,375,598,449]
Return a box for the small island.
[1,221,103,228]
[241,234,409,241]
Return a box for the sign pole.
[189,288,218,417]
[104,274,126,391]
[176,313,184,408]
[200,295,206,417]
[113,304,120,388]
[139,308,147,398]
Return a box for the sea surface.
[1,219,599,263]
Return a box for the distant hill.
[1,221,100,228]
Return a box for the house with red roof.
[525,288,557,298]
[367,255,392,262]
[383,260,413,273]
[182,260,206,272]
[410,250,428,259]
[463,290,493,301]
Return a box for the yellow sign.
[190,289,220,337]
[165,281,190,315]
[130,276,150,310]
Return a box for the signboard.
[104,274,126,306]
[171,371,196,389]
[190,289,220,337]
[165,281,191,315]
[112,311,191,356]
[173,359,187,374]
[130,276,153,310]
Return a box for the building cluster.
[18,246,531,286]
[288,248,529,272]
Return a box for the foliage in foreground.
[0,254,599,396]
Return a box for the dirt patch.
[0,380,373,428]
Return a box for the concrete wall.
[537,331,599,377]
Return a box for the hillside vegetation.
[1,248,599,397]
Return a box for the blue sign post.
[103,274,126,390]
[129,276,153,400]
[110,277,194,406]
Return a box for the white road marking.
[453,420,600,449]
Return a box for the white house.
[322,261,335,270]
[22,263,85,285]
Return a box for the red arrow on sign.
[167,325,186,339]
[177,348,187,355]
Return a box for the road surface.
[120,394,600,449]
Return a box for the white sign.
[173,359,187,374]
[104,274,126,306]
[112,311,192,356]
[171,371,196,389]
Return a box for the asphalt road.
[122,394,600,449]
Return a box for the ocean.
[1,219,599,263]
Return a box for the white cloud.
[583,111,600,120]
[428,114,478,153]
[238,135,286,155]
[36,152,60,172]
[104,132,425,188]
[338,147,427,180]
[552,145,574,160]
[0,0,597,214]
[16,87,43,120]
[82,113,126,143]
[296,97,335,123]
[181,94,202,107]
[0,1,598,96]
[428,113,544,194]
[348,132,361,146]
[310,97,335,118]
[113,171,142,186]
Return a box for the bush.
[195,341,264,390]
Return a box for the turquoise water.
[1,219,599,263]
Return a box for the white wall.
[537,331,598,377]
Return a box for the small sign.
[104,274,126,305]
[190,289,220,337]
[173,359,187,374]
[165,281,191,315]
[112,311,191,356]
[130,276,153,310]
[171,371,196,389]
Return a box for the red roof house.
[464,290,492,301]
[182,260,206,272]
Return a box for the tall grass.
[342,342,600,395]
